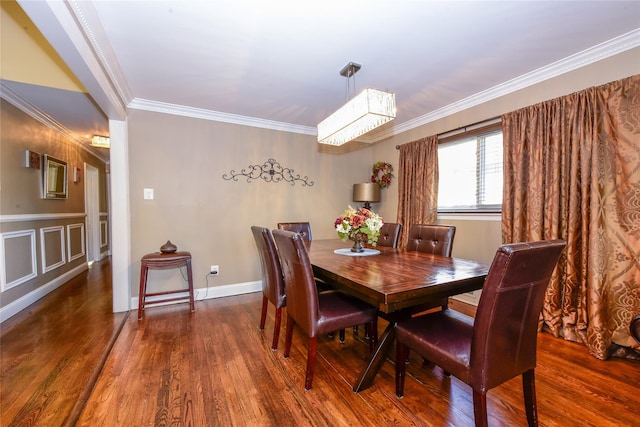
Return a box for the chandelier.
[317,62,396,146]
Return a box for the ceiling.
[7,1,640,161]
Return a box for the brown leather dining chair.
[277,222,313,241]
[377,222,402,248]
[395,239,566,427]
[277,221,333,293]
[406,224,456,311]
[251,226,286,350]
[272,229,379,390]
[406,224,456,256]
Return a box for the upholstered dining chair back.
[405,224,456,311]
[272,229,378,390]
[272,229,319,335]
[277,221,336,293]
[395,239,566,426]
[406,224,456,256]
[251,226,286,350]
[469,239,565,391]
[377,223,402,248]
[277,222,312,241]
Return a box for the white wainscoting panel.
[0,229,37,291]
[67,223,86,262]
[40,226,66,273]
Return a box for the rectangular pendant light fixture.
[317,88,396,146]
[317,62,396,146]
[91,135,110,148]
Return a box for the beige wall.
[0,100,109,307]
[127,109,375,293]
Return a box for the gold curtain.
[396,136,439,249]
[502,75,640,360]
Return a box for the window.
[437,129,503,212]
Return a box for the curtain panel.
[502,75,640,360]
[396,136,439,249]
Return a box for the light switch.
[143,188,154,200]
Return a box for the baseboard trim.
[130,281,262,311]
[0,263,89,323]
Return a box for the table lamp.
[353,183,381,210]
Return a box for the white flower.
[365,216,383,233]
[336,221,352,234]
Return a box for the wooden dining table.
[306,239,490,392]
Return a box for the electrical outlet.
[210,265,219,275]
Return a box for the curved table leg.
[353,321,397,392]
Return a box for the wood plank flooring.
[0,259,126,427]
[2,257,639,426]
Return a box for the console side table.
[138,251,195,320]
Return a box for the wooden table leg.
[186,258,195,312]
[352,321,397,392]
[138,263,148,320]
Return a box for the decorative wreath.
[371,161,394,189]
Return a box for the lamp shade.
[353,183,381,203]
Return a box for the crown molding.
[373,29,640,141]
[0,81,108,163]
[68,0,133,105]
[127,98,317,135]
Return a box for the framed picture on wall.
[42,155,68,199]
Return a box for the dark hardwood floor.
[0,259,127,427]
[1,257,638,426]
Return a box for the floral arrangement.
[334,206,384,247]
[371,161,394,189]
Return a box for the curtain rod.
[395,116,501,149]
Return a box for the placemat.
[334,248,381,257]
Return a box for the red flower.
[350,214,364,228]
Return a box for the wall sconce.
[73,167,82,183]
[353,183,380,210]
[25,150,41,169]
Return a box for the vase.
[350,235,365,253]
[160,240,177,254]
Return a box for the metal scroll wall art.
[223,158,314,187]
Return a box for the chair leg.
[283,315,294,358]
[368,319,378,352]
[395,341,409,397]
[304,336,318,390]
[259,295,268,330]
[339,329,346,343]
[472,390,489,427]
[271,307,282,350]
[522,369,538,426]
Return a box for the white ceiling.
[8,0,640,159]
